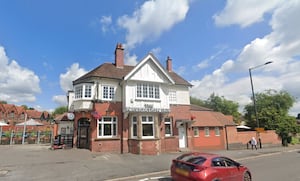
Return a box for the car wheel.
[243,171,251,181]
[212,178,220,181]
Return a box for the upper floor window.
[102,85,115,100]
[84,85,92,98]
[136,83,160,100]
[169,90,177,103]
[75,84,93,99]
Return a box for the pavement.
[0,144,300,181]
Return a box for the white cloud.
[213,0,283,27]
[117,0,189,49]
[0,46,41,103]
[100,15,112,33]
[52,95,67,107]
[59,63,87,93]
[191,0,300,116]
[52,63,87,106]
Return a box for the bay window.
[142,116,154,138]
[75,84,93,99]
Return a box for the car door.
[211,158,229,180]
[223,157,241,180]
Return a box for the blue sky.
[0,0,299,116]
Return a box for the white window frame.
[215,127,220,136]
[204,127,210,137]
[97,116,117,138]
[141,115,154,139]
[102,85,115,101]
[169,90,177,103]
[193,127,199,137]
[131,116,138,138]
[75,84,93,99]
[136,83,160,100]
[164,117,173,137]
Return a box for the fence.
[0,130,53,145]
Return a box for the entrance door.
[178,125,186,148]
[77,119,90,149]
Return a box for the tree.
[244,89,300,144]
[52,106,68,117]
[190,96,206,107]
[205,93,241,123]
[191,94,241,123]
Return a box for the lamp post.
[249,61,273,129]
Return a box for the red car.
[170,152,251,181]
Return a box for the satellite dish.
[67,113,75,120]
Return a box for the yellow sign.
[255,128,265,132]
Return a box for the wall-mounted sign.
[67,113,75,120]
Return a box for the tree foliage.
[244,89,300,142]
[52,106,68,117]
[190,94,241,123]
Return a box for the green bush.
[290,136,300,145]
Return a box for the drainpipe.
[224,125,229,150]
[121,111,124,154]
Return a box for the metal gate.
[77,119,90,149]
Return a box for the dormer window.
[136,83,160,100]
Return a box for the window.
[75,84,92,99]
[10,111,14,119]
[204,127,210,137]
[215,127,220,136]
[193,127,199,137]
[84,85,92,98]
[142,116,154,138]
[169,90,177,103]
[75,86,83,99]
[98,116,117,138]
[164,117,173,136]
[136,83,160,99]
[131,116,137,138]
[102,85,115,100]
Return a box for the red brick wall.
[140,139,159,155]
[91,139,121,152]
[161,137,179,152]
[192,127,224,150]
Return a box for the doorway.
[178,125,187,148]
[77,118,90,149]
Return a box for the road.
[121,149,300,181]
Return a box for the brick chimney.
[115,43,124,68]
[166,56,172,72]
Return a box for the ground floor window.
[164,117,173,136]
[193,127,199,137]
[142,115,154,138]
[98,116,117,138]
[204,127,210,137]
[131,116,137,138]
[215,127,220,136]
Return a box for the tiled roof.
[73,62,192,86]
[191,110,235,127]
[190,104,212,111]
[74,63,134,84]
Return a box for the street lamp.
[249,61,273,129]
